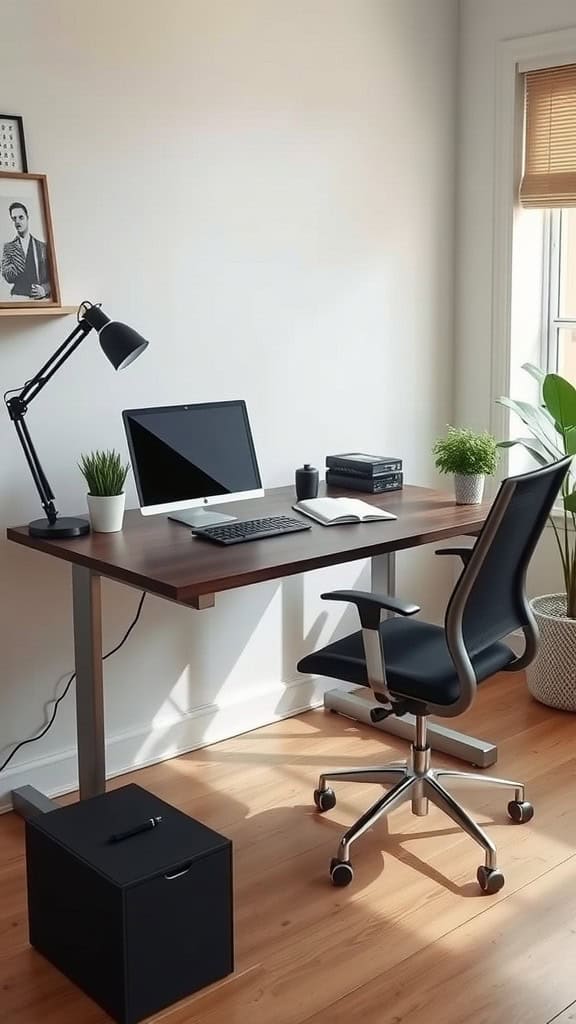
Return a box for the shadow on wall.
[130,564,367,774]
[0,540,76,750]
[0,532,452,798]
[0,528,368,793]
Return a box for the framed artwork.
[0,172,61,307]
[0,115,28,172]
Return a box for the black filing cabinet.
[25,784,233,1024]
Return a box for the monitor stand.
[168,508,238,528]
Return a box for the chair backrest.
[443,457,571,715]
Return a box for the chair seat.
[297,616,515,707]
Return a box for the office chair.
[297,458,571,893]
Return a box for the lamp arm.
[12,416,58,524]
[5,316,95,527]
[17,319,92,407]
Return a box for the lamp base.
[29,516,90,538]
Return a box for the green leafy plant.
[432,427,499,477]
[497,363,576,618]
[78,449,129,497]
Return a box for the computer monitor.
[122,400,264,527]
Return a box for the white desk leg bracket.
[322,553,499,769]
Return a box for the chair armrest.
[435,546,474,566]
[321,590,420,629]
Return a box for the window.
[520,64,576,380]
[543,209,576,380]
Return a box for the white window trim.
[544,210,576,372]
[518,53,576,73]
[491,27,576,450]
[537,211,576,519]
[541,210,554,372]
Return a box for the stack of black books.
[325,453,403,494]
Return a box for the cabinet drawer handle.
[164,864,192,880]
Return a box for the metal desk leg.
[12,565,106,820]
[323,552,498,769]
[371,551,396,604]
[72,566,106,800]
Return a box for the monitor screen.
[123,401,263,514]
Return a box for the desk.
[7,483,493,819]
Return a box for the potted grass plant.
[79,449,129,533]
[432,426,499,504]
[498,364,576,711]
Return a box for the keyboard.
[191,515,311,545]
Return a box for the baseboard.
[0,676,338,815]
[1,628,528,816]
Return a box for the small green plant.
[79,449,129,496]
[433,427,499,477]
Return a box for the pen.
[109,816,162,843]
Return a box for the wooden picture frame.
[0,172,61,308]
[0,115,28,172]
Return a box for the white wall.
[457,0,576,431]
[457,0,576,598]
[0,0,458,807]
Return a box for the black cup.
[295,464,319,500]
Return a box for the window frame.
[490,28,576,447]
[542,209,576,375]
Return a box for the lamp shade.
[99,322,149,369]
[81,304,149,370]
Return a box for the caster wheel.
[477,865,505,894]
[314,787,336,812]
[507,799,534,824]
[330,858,354,887]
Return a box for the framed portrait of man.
[0,172,60,308]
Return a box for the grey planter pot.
[454,474,485,505]
[526,594,576,712]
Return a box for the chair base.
[315,727,532,893]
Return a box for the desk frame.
[7,485,497,820]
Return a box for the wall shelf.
[0,305,77,318]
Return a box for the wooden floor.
[1,675,576,1024]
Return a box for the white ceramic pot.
[87,493,126,533]
[454,473,485,505]
[526,593,576,712]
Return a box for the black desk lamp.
[5,301,149,538]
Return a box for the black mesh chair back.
[444,457,571,713]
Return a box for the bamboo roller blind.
[520,64,576,208]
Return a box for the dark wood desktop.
[6,482,491,818]
[8,483,488,608]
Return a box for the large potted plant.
[498,364,576,711]
[432,426,499,504]
[79,449,129,533]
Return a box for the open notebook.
[293,497,397,526]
